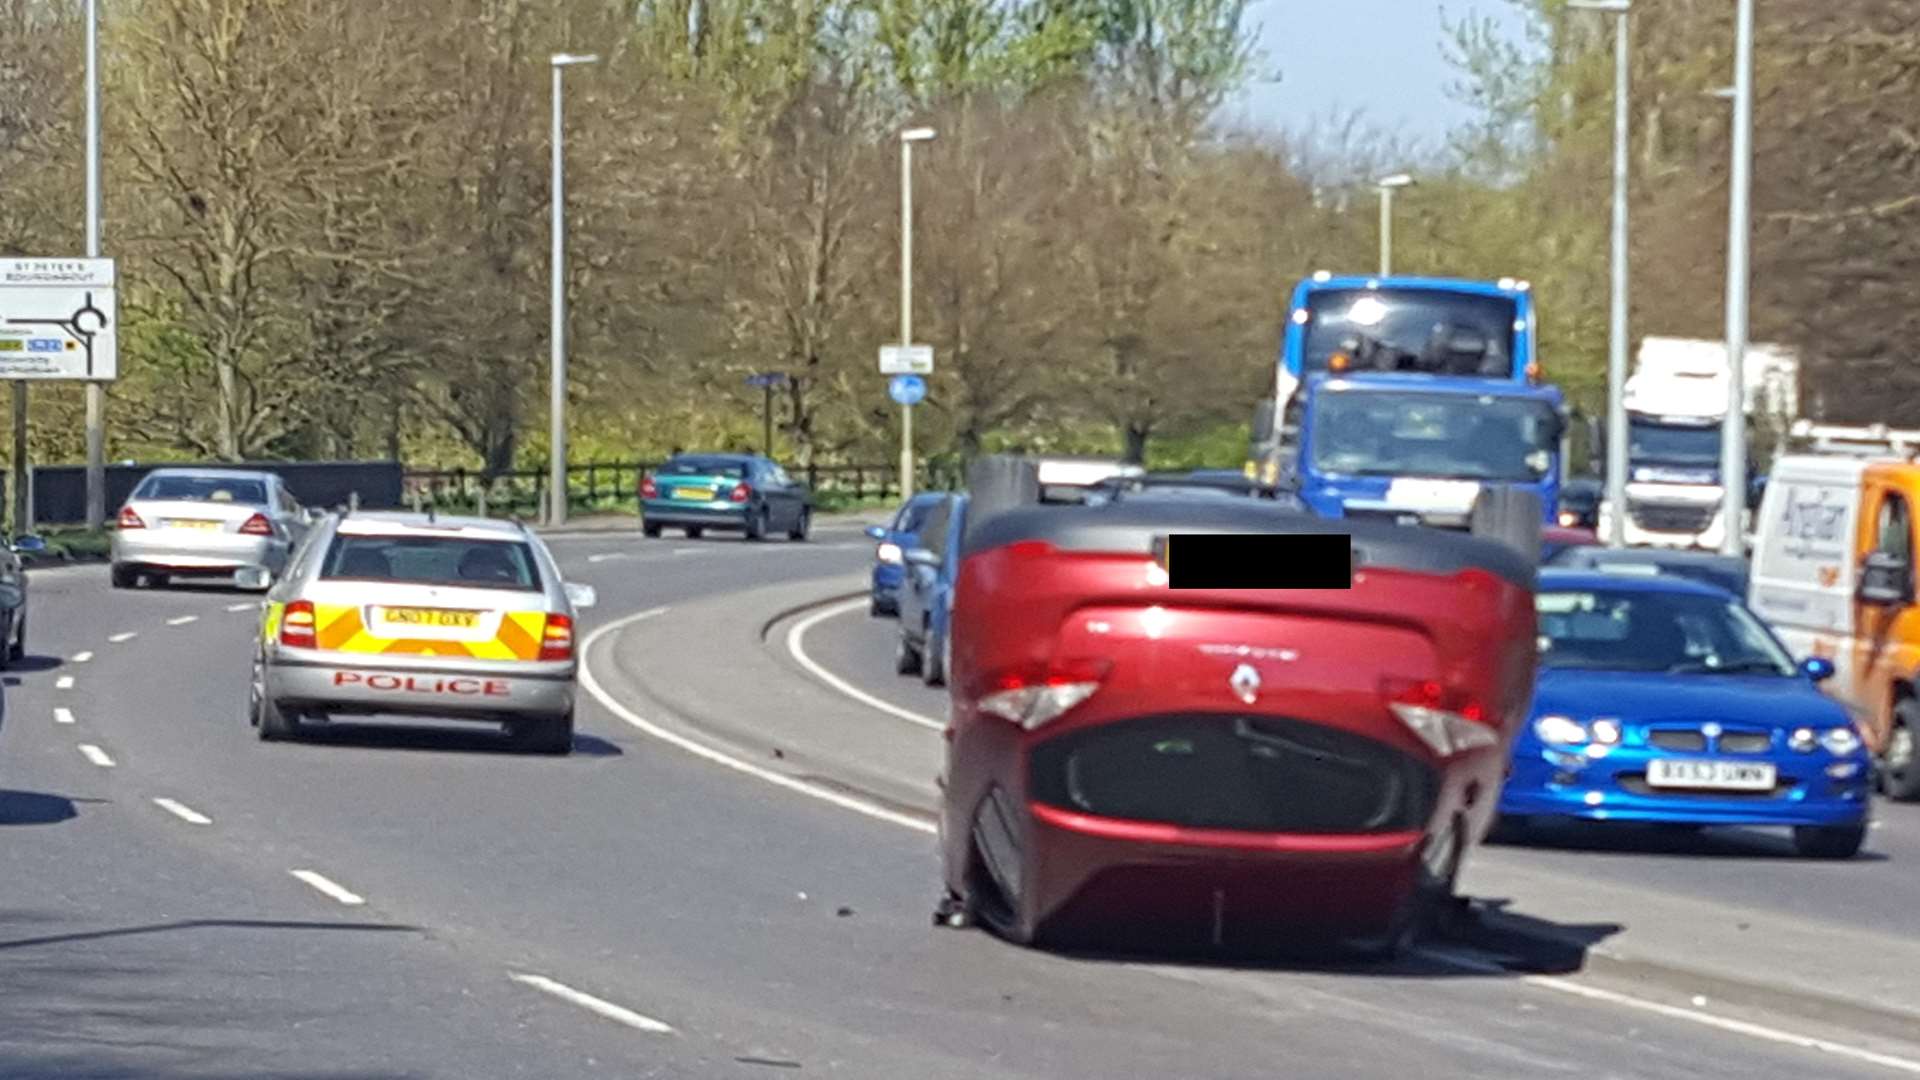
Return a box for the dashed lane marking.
[167,615,199,626]
[72,651,93,663]
[508,973,676,1035]
[152,798,212,826]
[54,707,76,725]
[289,870,365,906]
[55,676,74,690]
[107,632,136,643]
[77,744,115,767]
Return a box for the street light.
[898,126,935,502]
[1720,0,1755,558]
[546,52,598,528]
[1568,0,1631,548]
[82,0,104,532]
[1374,173,1415,276]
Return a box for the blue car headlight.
[1819,726,1863,757]
[1533,714,1589,745]
[1789,727,1817,753]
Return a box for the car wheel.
[642,521,663,538]
[1484,814,1534,845]
[1792,823,1867,859]
[255,688,301,743]
[895,633,923,676]
[788,508,811,541]
[0,612,13,671]
[922,627,946,687]
[1882,703,1920,801]
[110,563,138,589]
[685,527,704,539]
[870,596,887,618]
[512,711,574,755]
[1367,818,1465,959]
[745,507,768,542]
[9,611,24,662]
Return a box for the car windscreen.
[659,458,748,478]
[133,475,269,505]
[1536,588,1794,675]
[1300,288,1517,376]
[320,535,544,592]
[1628,418,1721,466]
[1309,389,1557,482]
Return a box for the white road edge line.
[786,599,943,732]
[290,869,366,906]
[72,651,93,663]
[107,632,136,643]
[508,973,676,1035]
[227,602,257,612]
[577,607,936,836]
[56,675,74,690]
[77,744,114,767]
[167,615,199,626]
[1416,946,1920,1075]
[152,797,212,826]
[593,601,1920,1076]
[54,707,76,725]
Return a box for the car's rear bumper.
[266,656,575,720]
[112,531,286,574]
[640,501,751,529]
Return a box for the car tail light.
[639,474,658,499]
[117,507,145,529]
[539,614,575,661]
[729,482,751,503]
[280,600,317,648]
[239,513,274,536]
[977,657,1110,731]
[1382,677,1498,757]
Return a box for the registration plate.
[164,518,223,530]
[377,607,480,629]
[672,486,712,501]
[1646,758,1777,791]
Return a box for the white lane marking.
[77,744,115,767]
[786,598,943,732]
[586,552,629,564]
[227,601,258,612]
[107,632,136,643]
[72,651,93,663]
[54,707,76,725]
[289,870,366,906]
[1417,946,1920,1075]
[55,676,74,690]
[167,615,199,626]
[152,797,212,825]
[671,548,699,556]
[577,607,936,836]
[508,973,676,1035]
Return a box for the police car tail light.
[729,483,751,503]
[1383,678,1498,757]
[239,513,274,536]
[539,614,575,661]
[280,601,317,648]
[977,658,1109,731]
[639,474,658,499]
[117,507,145,530]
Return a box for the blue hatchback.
[865,493,946,618]
[1500,570,1872,858]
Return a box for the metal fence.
[400,459,966,518]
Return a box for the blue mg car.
[865,493,945,617]
[1499,570,1872,858]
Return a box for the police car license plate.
[1645,758,1776,791]
[378,607,479,629]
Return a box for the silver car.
[246,511,597,754]
[111,467,314,589]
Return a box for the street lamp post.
[83,0,104,532]
[1569,0,1632,548]
[1374,174,1414,276]
[547,52,598,529]
[1720,0,1755,558]
[898,127,935,502]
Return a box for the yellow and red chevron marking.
[310,604,546,660]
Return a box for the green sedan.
[638,453,813,541]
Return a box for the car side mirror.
[1800,657,1836,683]
[864,525,887,541]
[232,567,273,591]
[904,548,941,568]
[564,582,598,610]
[10,534,46,554]
[1858,550,1912,607]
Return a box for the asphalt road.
[2,526,1915,1079]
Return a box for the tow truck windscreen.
[1628,418,1721,466]
[1301,288,1517,376]
[1310,391,1557,483]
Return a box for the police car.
[245,512,596,754]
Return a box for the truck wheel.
[963,455,1042,546]
[1881,701,1920,801]
[1469,487,1543,564]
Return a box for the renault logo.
[1229,663,1261,705]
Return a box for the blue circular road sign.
[889,374,927,406]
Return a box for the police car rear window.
[320,536,543,592]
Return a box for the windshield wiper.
[1666,659,1787,676]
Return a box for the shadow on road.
[281,722,623,759]
[1491,819,1889,862]
[3,655,65,675]
[0,917,418,953]
[0,790,84,827]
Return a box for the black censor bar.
[1159,533,1353,590]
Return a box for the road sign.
[744,372,789,388]
[889,374,927,406]
[879,344,933,375]
[0,258,117,381]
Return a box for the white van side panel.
[1749,456,1865,693]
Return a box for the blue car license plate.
[1646,758,1776,791]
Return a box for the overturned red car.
[934,457,1540,956]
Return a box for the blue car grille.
[1644,726,1772,754]
[1647,729,1707,752]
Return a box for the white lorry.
[1597,336,1799,550]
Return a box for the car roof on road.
[334,512,530,540]
[1537,568,1730,597]
[141,466,279,480]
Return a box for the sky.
[1225,0,1532,142]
